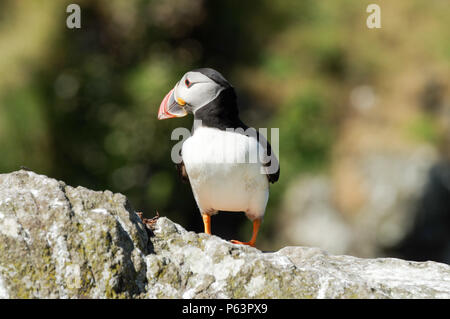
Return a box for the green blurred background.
[0,0,449,259]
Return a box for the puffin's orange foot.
[230,218,261,248]
[202,214,211,235]
[230,239,255,247]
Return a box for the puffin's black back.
[193,87,241,130]
[193,68,242,130]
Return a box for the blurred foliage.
[408,115,440,144]
[0,0,449,250]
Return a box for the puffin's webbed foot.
[230,239,256,247]
[230,218,261,248]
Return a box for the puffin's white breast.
[182,127,269,219]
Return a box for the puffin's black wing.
[176,161,189,184]
[256,130,280,184]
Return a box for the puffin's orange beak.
[157,88,188,120]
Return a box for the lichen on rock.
[0,170,148,298]
[1,170,450,299]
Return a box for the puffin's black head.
[158,68,236,121]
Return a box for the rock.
[0,170,148,298]
[146,218,450,298]
[1,170,450,298]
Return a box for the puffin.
[157,68,279,247]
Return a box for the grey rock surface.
[1,170,450,298]
[0,170,148,298]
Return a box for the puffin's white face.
[158,70,226,120]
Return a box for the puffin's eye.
[185,79,191,87]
